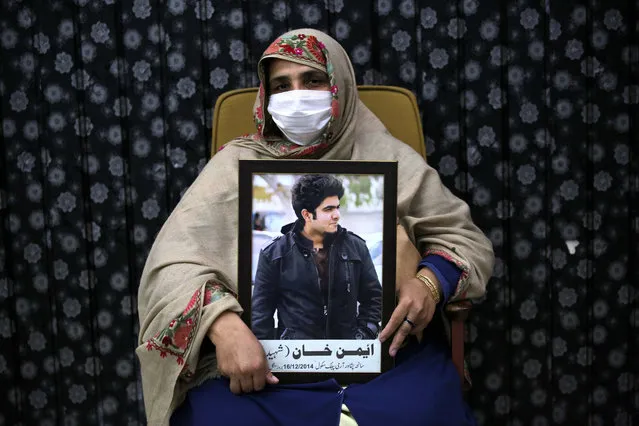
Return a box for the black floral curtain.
[1,0,637,424]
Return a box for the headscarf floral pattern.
[255,31,340,150]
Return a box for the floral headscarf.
[226,28,361,158]
[257,31,339,131]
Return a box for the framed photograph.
[238,160,397,384]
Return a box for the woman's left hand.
[379,270,438,356]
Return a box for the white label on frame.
[260,339,381,373]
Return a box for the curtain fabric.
[0,1,636,424]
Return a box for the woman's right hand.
[207,311,279,394]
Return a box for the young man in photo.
[252,174,382,340]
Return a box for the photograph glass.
[238,160,397,384]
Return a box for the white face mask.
[267,90,333,146]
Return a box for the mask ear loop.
[256,59,287,141]
[317,41,339,144]
[255,81,283,140]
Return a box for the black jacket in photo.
[251,220,382,340]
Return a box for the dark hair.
[291,175,344,220]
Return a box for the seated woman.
[136,28,494,426]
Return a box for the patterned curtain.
[0,0,636,424]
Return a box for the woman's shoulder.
[173,143,260,211]
[199,141,264,176]
[353,132,426,164]
[210,141,260,162]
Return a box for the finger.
[252,371,266,392]
[229,377,242,395]
[379,302,409,342]
[423,306,435,328]
[413,320,428,335]
[411,310,429,334]
[240,374,254,394]
[389,321,413,356]
[411,303,435,339]
[414,304,435,334]
[266,371,279,385]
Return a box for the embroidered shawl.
[136,28,494,426]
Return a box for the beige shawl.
[136,29,494,426]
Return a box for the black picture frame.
[238,159,397,384]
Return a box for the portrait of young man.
[251,174,382,341]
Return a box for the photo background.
[251,173,385,285]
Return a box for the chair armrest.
[444,300,472,388]
[444,300,472,321]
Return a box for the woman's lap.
[171,339,476,426]
[342,340,476,426]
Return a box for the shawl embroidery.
[144,281,232,374]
